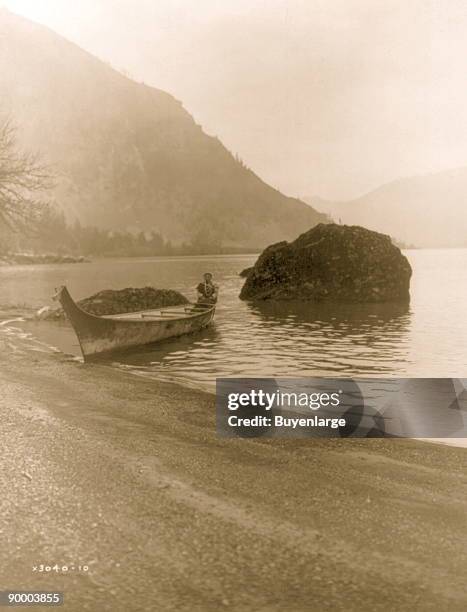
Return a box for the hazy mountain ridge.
[305,168,467,248]
[0,8,326,249]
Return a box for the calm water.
[1,249,466,392]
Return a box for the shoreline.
[0,252,260,267]
[0,338,466,610]
[3,311,467,448]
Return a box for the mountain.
[0,8,326,250]
[304,168,467,248]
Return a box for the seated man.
[196,272,218,306]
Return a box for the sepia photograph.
[0,1,466,610]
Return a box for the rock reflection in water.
[249,299,410,337]
[245,300,412,376]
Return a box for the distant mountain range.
[0,9,326,250]
[305,168,467,248]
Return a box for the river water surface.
[0,249,466,392]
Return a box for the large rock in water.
[239,224,412,302]
[38,287,189,320]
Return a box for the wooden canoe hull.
[56,286,215,360]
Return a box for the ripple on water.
[0,250,466,390]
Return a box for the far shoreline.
[1,245,467,267]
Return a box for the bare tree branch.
[0,118,53,234]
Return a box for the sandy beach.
[0,333,466,612]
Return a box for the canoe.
[55,285,216,360]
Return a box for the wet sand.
[0,338,467,611]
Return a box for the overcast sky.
[4,0,467,199]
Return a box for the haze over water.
[0,249,466,392]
